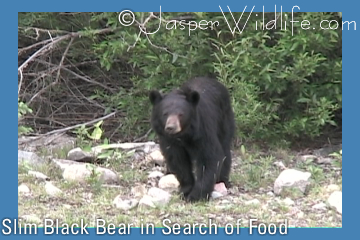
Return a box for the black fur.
[149,77,235,202]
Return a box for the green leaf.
[290,42,299,51]
[240,145,246,155]
[90,127,103,140]
[172,53,179,64]
[297,98,310,103]
[97,150,114,159]
[94,120,103,128]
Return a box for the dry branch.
[35,111,117,137]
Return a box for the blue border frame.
[9,0,355,238]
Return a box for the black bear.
[149,77,235,202]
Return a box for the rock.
[18,134,76,153]
[148,171,164,179]
[18,184,30,194]
[297,211,304,218]
[214,182,228,195]
[245,199,260,205]
[146,150,165,166]
[63,204,72,209]
[158,174,179,191]
[67,147,94,163]
[52,158,84,169]
[18,150,45,167]
[20,215,41,223]
[138,195,156,208]
[274,169,311,195]
[313,144,342,157]
[327,191,342,214]
[281,197,295,206]
[211,191,224,199]
[45,181,62,196]
[147,187,171,205]
[57,160,119,184]
[273,161,287,170]
[113,195,138,210]
[92,142,156,154]
[300,155,318,161]
[133,144,160,161]
[131,184,147,198]
[326,184,340,193]
[316,157,334,164]
[266,191,275,197]
[312,202,327,211]
[68,142,158,163]
[28,170,49,181]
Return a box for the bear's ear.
[149,90,163,105]
[187,91,200,106]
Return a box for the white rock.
[18,150,45,167]
[131,184,147,198]
[245,199,260,205]
[113,195,138,210]
[147,187,171,205]
[18,184,30,194]
[266,191,275,197]
[312,202,327,210]
[28,170,49,181]
[327,191,342,214]
[45,181,62,196]
[62,164,119,184]
[273,161,287,170]
[21,215,41,223]
[274,169,311,195]
[67,147,94,162]
[138,195,156,208]
[158,174,179,190]
[282,197,295,206]
[211,191,223,199]
[297,211,304,218]
[326,184,340,193]
[148,171,164,179]
[146,150,165,166]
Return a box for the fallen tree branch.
[33,111,117,137]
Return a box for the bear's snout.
[165,115,181,134]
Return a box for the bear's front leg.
[186,152,222,202]
[159,141,195,198]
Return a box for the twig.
[18,38,53,55]
[28,38,74,104]
[144,33,186,59]
[18,35,70,72]
[18,69,23,95]
[133,128,152,142]
[18,26,70,35]
[34,111,117,137]
[18,27,115,72]
[55,37,74,83]
[109,123,123,141]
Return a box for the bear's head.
[149,88,200,136]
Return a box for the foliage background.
[18,12,342,147]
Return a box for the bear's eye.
[163,113,168,117]
[178,113,183,118]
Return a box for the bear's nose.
[165,125,176,134]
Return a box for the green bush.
[18,12,342,144]
[18,99,33,136]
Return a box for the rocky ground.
[18,133,342,228]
